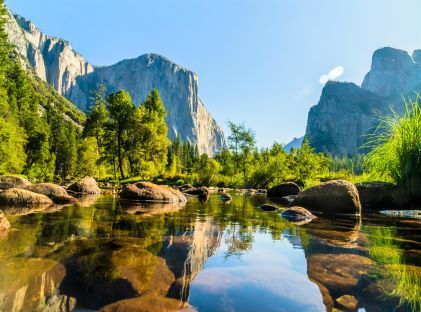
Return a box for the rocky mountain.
[5,12,225,155]
[284,136,304,152]
[306,47,421,156]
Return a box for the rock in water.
[292,180,361,215]
[355,182,410,209]
[220,194,232,201]
[25,183,77,204]
[281,206,316,223]
[259,204,280,211]
[5,12,225,156]
[0,188,53,206]
[68,177,101,194]
[120,182,186,203]
[0,211,10,239]
[0,175,31,190]
[267,182,300,198]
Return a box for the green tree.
[227,121,256,177]
[127,89,169,177]
[106,90,135,179]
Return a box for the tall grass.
[364,96,421,198]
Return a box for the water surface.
[0,194,419,311]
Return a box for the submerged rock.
[335,294,358,310]
[267,182,300,198]
[281,206,316,224]
[0,188,53,207]
[0,175,31,190]
[259,204,280,211]
[25,183,77,204]
[220,194,232,201]
[0,210,10,239]
[68,176,101,194]
[120,182,186,203]
[184,186,210,202]
[293,180,361,215]
[99,296,185,312]
[355,181,410,209]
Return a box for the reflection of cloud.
[319,66,344,84]
[192,265,324,310]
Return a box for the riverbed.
[0,194,419,311]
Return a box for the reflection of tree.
[364,225,421,312]
[224,223,253,258]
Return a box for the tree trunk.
[117,133,125,179]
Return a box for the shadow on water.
[0,194,419,311]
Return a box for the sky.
[6,0,421,147]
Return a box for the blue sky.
[6,0,421,146]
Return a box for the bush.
[364,97,421,198]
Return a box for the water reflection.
[0,194,419,311]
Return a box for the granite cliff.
[5,12,225,155]
[306,47,421,156]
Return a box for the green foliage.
[364,97,421,198]
[194,154,221,186]
[83,88,170,180]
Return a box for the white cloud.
[319,66,344,84]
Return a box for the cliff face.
[68,54,225,154]
[306,47,421,156]
[6,12,225,155]
[5,13,94,96]
[361,47,421,97]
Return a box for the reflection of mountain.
[0,258,76,312]
[159,216,222,301]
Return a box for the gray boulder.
[292,180,361,215]
[0,188,53,207]
[281,206,316,224]
[267,182,300,198]
[68,177,101,194]
[355,182,410,209]
[25,183,77,204]
[120,182,186,203]
[0,175,31,190]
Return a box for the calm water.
[0,194,420,312]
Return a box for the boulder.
[0,188,53,206]
[267,182,300,198]
[292,180,361,215]
[281,206,316,224]
[120,182,186,203]
[355,182,410,209]
[183,186,210,203]
[25,183,77,204]
[0,211,10,239]
[259,204,280,211]
[68,176,101,194]
[0,175,31,190]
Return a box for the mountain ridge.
[5,11,225,155]
[305,47,421,156]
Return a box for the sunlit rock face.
[5,13,94,96]
[5,12,225,155]
[362,47,421,97]
[306,47,421,156]
[159,217,222,301]
[306,82,392,155]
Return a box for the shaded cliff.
[306,47,421,156]
[5,12,225,155]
